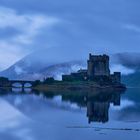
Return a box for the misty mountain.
[0,61,86,81]
[0,47,88,80]
[0,50,86,80]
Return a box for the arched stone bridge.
[10,80,34,88]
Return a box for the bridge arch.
[12,82,23,88]
[24,82,33,88]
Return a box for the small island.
[34,53,126,92]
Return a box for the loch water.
[0,88,140,140]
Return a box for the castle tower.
[87,53,110,78]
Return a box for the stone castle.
[62,53,121,84]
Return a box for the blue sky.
[0,0,140,70]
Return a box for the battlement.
[89,53,109,62]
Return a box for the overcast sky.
[0,0,140,70]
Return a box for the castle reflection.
[86,92,121,124]
[33,89,124,124]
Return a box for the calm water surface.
[0,88,140,140]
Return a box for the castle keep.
[62,53,121,84]
[87,54,110,77]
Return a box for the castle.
[62,53,121,85]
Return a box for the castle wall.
[110,72,121,84]
[62,71,87,82]
[87,60,94,77]
[62,75,74,81]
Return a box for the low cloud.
[111,99,135,111]
[0,41,27,70]
[110,64,135,75]
[0,6,59,44]
[0,6,59,71]
[14,66,27,75]
[123,24,140,33]
[113,52,140,71]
